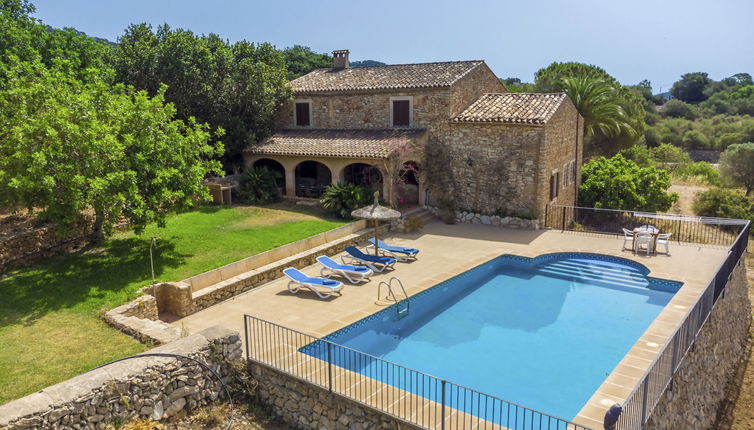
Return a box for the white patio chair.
[622,228,635,250]
[656,233,672,254]
[634,232,653,256]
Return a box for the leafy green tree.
[237,167,281,204]
[661,99,699,120]
[675,162,720,186]
[579,154,678,211]
[681,129,709,149]
[719,142,754,195]
[282,45,331,79]
[0,61,224,240]
[320,183,370,219]
[534,62,617,92]
[650,143,692,166]
[619,144,655,168]
[534,62,645,156]
[560,76,641,153]
[112,24,291,167]
[670,72,710,103]
[1,0,112,83]
[693,188,753,221]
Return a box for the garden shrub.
[579,154,678,212]
[650,143,692,168]
[693,188,753,221]
[237,167,281,204]
[320,183,370,219]
[674,161,721,186]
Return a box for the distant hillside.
[351,60,386,67]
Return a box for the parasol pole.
[372,191,380,256]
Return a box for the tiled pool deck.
[172,222,729,428]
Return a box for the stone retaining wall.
[427,206,540,230]
[645,258,751,430]
[251,362,422,430]
[0,326,241,430]
[0,217,92,272]
[103,295,181,345]
[154,224,384,318]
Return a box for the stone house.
[243,50,583,221]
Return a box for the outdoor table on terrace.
[633,225,660,253]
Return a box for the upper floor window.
[390,97,413,127]
[294,100,311,127]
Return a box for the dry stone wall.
[252,362,422,430]
[0,217,92,272]
[643,259,750,430]
[0,326,241,430]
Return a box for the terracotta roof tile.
[453,93,568,124]
[245,129,427,159]
[291,61,484,93]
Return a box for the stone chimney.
[332,49,349,69]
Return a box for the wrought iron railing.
[544,204,749,248]
[614,219,750,429]
[244,314,591,430]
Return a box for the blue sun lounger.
[283,267,344,299]
[341,246,396,273]
[365,238,420,262]
[316,256,373,284]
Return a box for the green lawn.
[0,204,345,404]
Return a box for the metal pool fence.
[614,218,750,429]
[544,204,750,248]
[243,314,591,430]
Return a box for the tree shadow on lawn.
[0,237,190,327]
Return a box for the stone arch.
[294,160,332,198]
[396,160,422,207]
[252,158,286,195]
[341,163,384,193]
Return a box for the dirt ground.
[715,253,754,430]
[668,183,709,215]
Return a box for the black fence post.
[441,380,446,430]
[561,206,566,232]
[243,315,250,361]
[327,342,333,393]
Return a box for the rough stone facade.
[643,259,750,430]
[254,55,583,219]
[252,362,423,430]
[538,99,582,212]
[0,326,241,430]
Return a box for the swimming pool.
[302,253,681,423]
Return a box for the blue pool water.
[302,253,681,422]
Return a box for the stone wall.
[644,258,751,430]
[441,121,544,215]
[251,362,422,430]
[0,217,92,272]
[104,295,181,345]
[0,326,241,430]
[426,207,540,229]
[538,99,583,212]
[448,62,507,116]
[154,225,383,318]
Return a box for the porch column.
[284,164,296,197]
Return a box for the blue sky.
[34,0,753,93]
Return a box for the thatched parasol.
[351,191,401,256]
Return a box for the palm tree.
[560,76,640,139]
